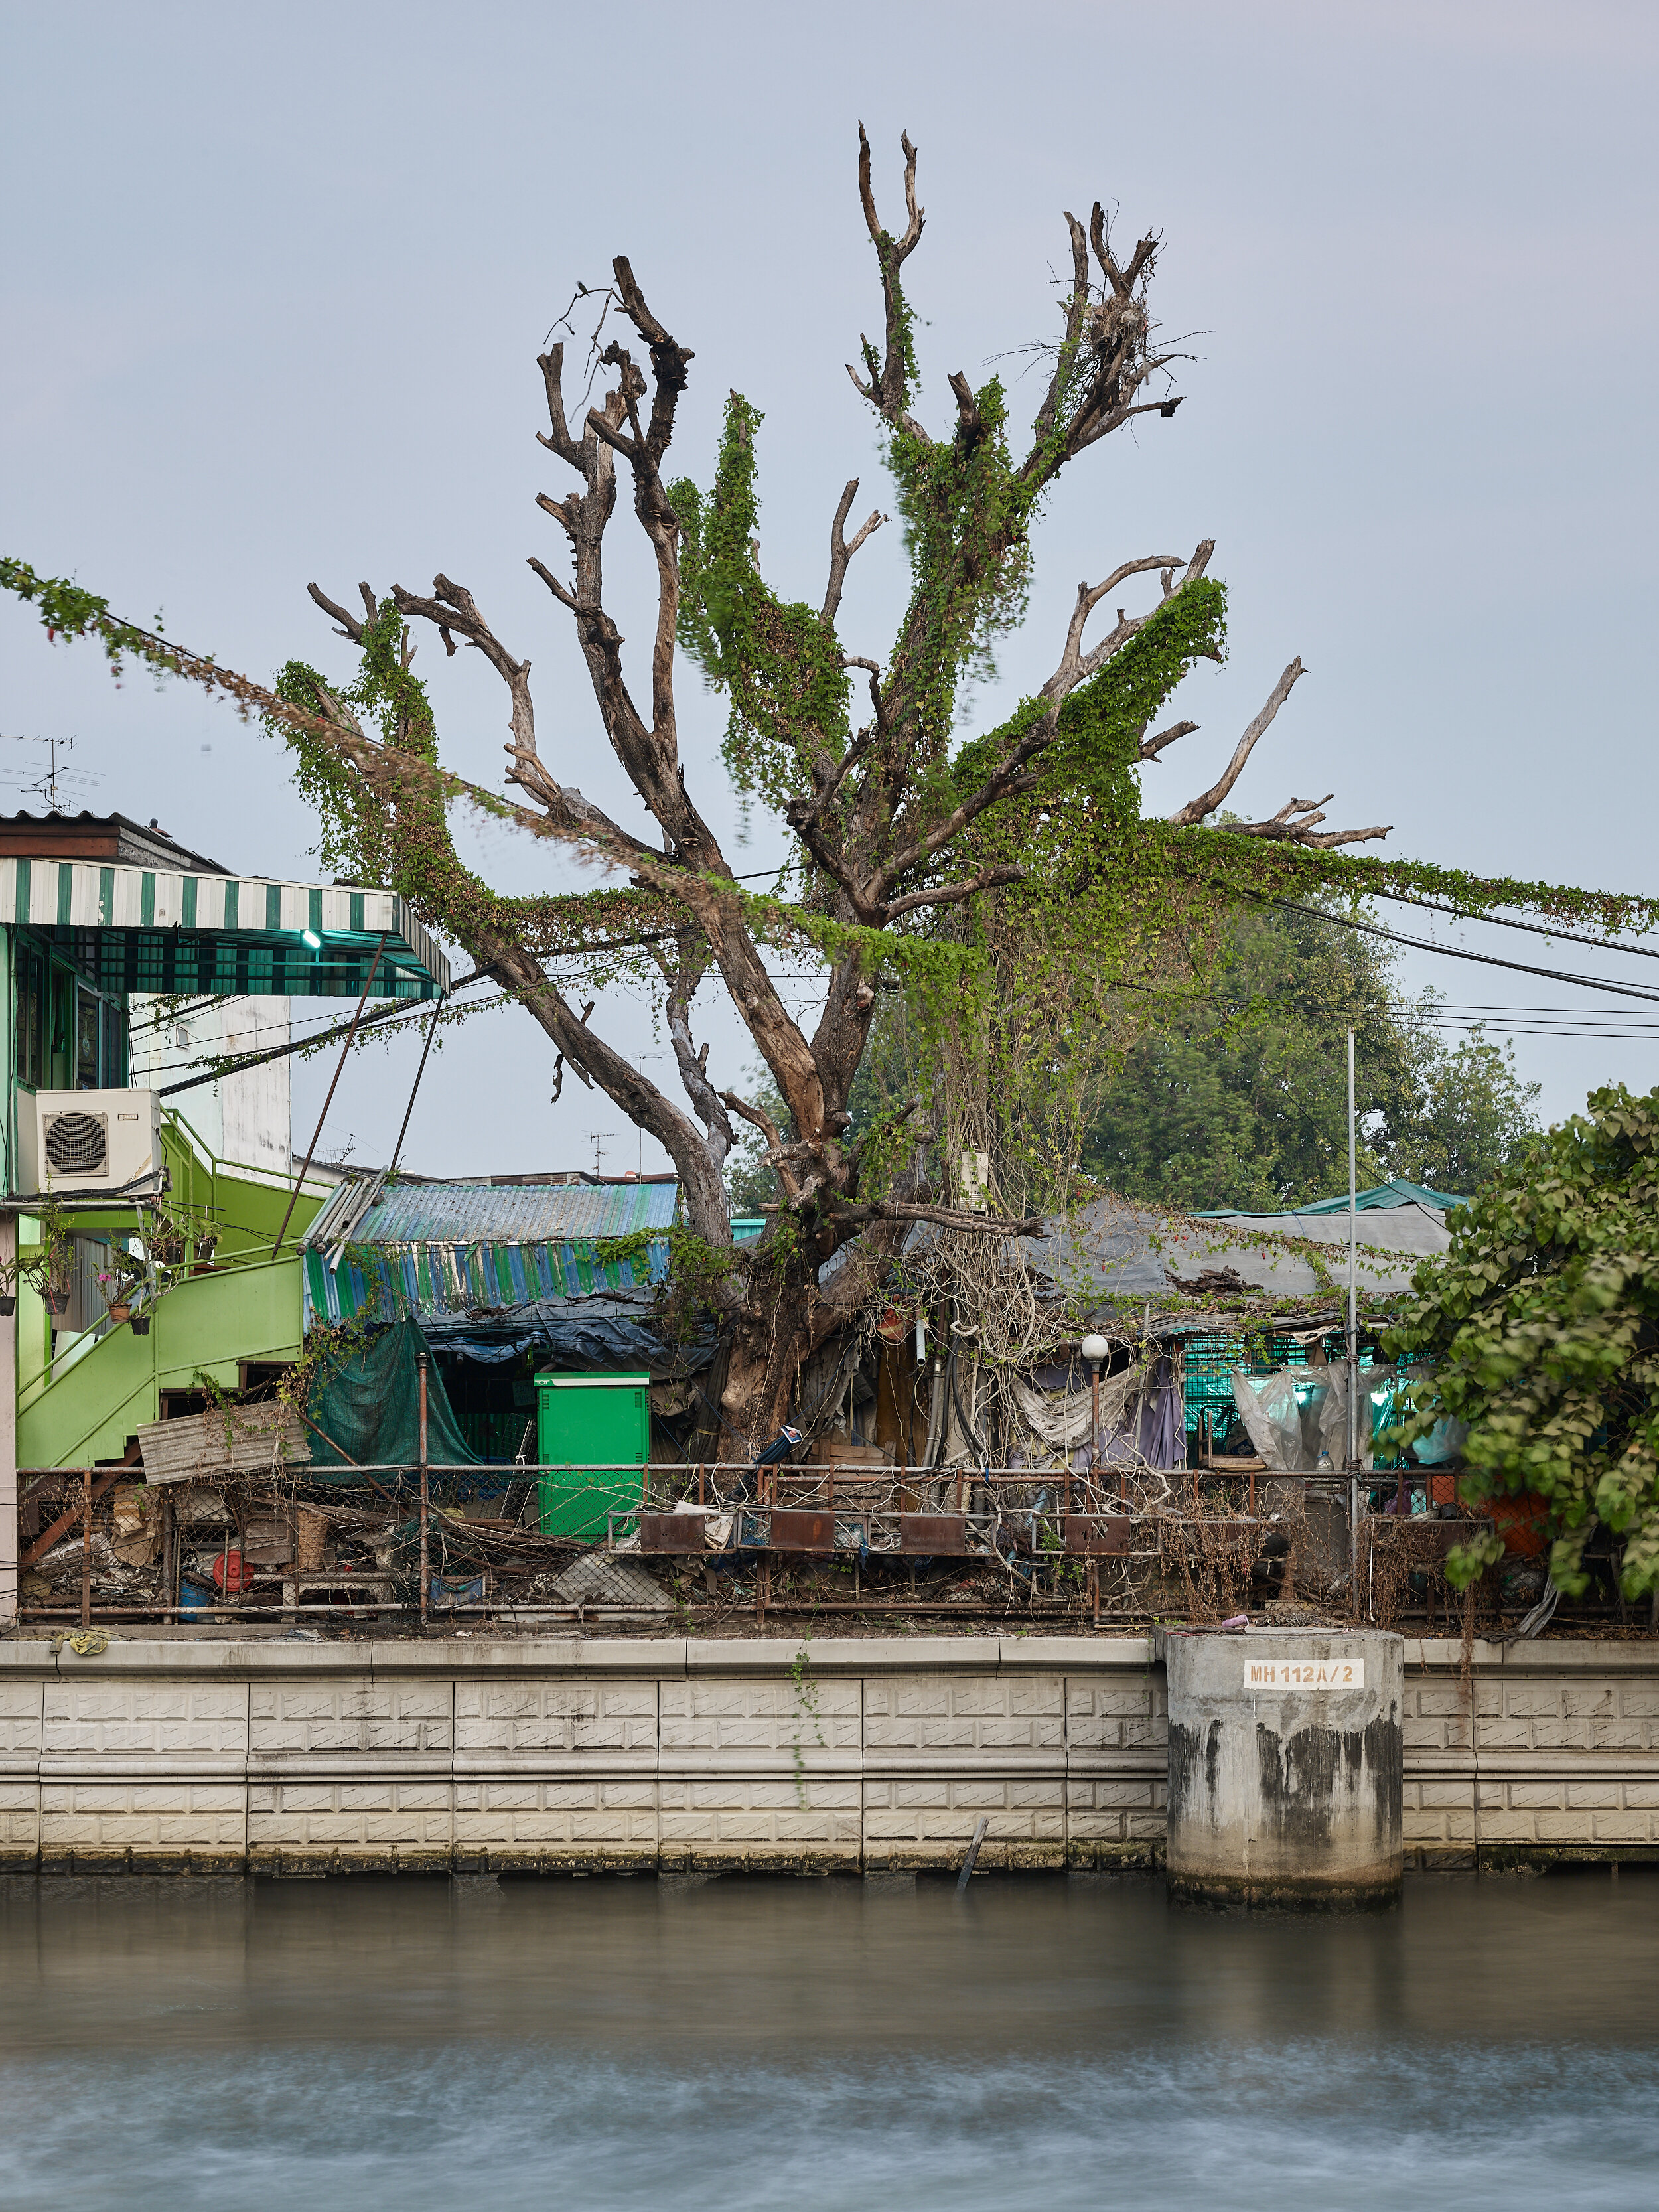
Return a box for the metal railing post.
[418,1354,429,1631]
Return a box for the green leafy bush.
[1384,1086,1659,1597]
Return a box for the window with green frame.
[14,940,45,1089]
[13,934,125,1091]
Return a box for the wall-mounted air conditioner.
[17,1090,164,1197]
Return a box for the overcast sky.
[3,0,1656,1179]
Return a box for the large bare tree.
[279,129,1392,1439]
[4,131,1392,1443]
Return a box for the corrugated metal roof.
[299,1177,680,1333]
[307,1178,677,1248]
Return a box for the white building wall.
[128,995,291,1173]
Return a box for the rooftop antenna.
[585,1130,614,1175]
[628,1049,666,1175]
[1,733,102,812]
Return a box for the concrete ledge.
[2,1629,1654,1873]
[0,1633,1163,1679]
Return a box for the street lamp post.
[1080,1332,1110,1469]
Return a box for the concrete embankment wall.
[1,1634,1656,1875]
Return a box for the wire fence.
[14,1453,1569,1633]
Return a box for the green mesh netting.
[306,1318,478,1479]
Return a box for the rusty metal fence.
[18,1451,1391,1630]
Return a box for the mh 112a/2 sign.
[1244,1657,1364,1689]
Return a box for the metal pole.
[388,992,445,1177]
[80,1468,92,1630]
[417,1353,429,1631]
[0,1213,16,1632]
[1347,1027,1360,1584]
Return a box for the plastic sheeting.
[1230,1363,1394,1472]
[419,1295,711,1379]
[1012,1368,1139,1453]
[1010,1353,1185,1471]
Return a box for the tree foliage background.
[1080,895,1542,1211]
[728,890,1542,1218]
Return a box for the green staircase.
[17,1113,331,1470]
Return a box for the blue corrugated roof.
[300,1177,678,1332]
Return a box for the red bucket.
[210,1549,257,1593]
[1488,1493,1551,1559]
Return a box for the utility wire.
[1373,889,1659,962]
[1238,888,1659,1009]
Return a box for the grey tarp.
[420,1293,711,1379]
[1020,1191,1455,1303]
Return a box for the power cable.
[1372,889,1659,963]
[1236,887,1659,1009]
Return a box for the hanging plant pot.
[42,1291,69,1316]
[108,1303,132,1325]
[130,1314,152,1336]
[0,1295,15,1317]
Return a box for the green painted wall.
[160,1112,328,1258]
[0,922,332,1469]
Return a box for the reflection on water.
[2,1870,1656,2210]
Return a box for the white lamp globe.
[1080,1332,1110,1366]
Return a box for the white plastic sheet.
[1231,1363,1392,1471]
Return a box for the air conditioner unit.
[18,1090,163,1197]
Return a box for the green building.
[0,810,450,1622]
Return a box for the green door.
[536,1372,650,1539]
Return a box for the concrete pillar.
[1161,1627,1402,1909]
[0,1211,15,1627]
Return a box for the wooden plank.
[137,1404,310,1485]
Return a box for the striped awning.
[1,855,449,999]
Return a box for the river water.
[1,1869,1654,2210]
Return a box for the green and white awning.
[1,857,450,999]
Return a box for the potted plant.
[0,1255,16,1317]
[98,1251,146,1327]
[149,1216,187,1268]
[24,1217,73,1316]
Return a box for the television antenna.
[628,1049,666,1175]
[1,734,102,812]
[585,1129,614,1175]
